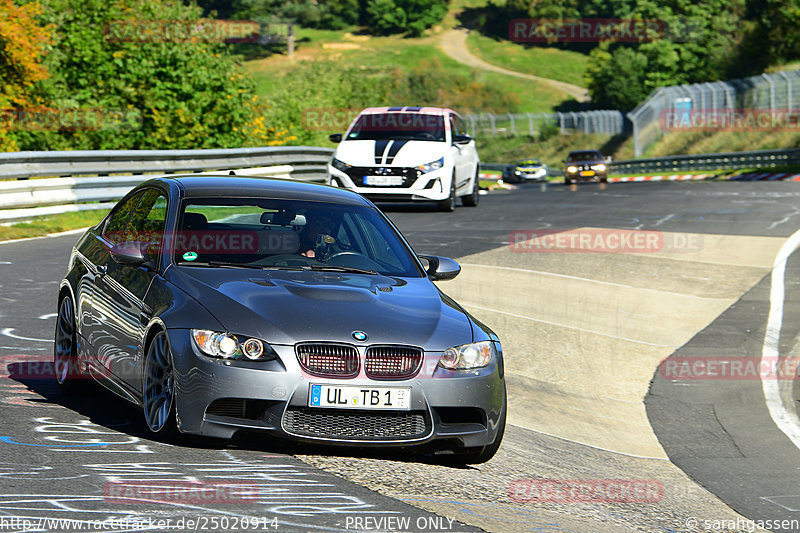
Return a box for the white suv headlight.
[331,158,351,172]
[418,157,444,174]
[439,341,495,370]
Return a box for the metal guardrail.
[0,146,334,180]
[0,147,334,222]
[608,147,800,175]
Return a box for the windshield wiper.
[206,261,305,271]
[308,265,378,275]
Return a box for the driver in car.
[299,210,338,259]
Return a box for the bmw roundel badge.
[352,331,368,341]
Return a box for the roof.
[154,175,372,206]
[357,107,454,116]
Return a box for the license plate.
[580,170,595,177]
[309,384,411,410]
[364,175,403,186]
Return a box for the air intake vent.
[365,346,423,380]
[283,407,428,440]
[296,343,359,378]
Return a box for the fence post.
[762,73,775,112]
[779,71,792,111]
[527,113,534,136]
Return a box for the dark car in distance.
[564,150,608,184]
[502,159,547,183]
[54,176,506,463]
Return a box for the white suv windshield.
[346,113,446,142]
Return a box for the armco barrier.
[0,147,334,222]
[608,147,800,175]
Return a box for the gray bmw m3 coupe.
[55,176,506,463]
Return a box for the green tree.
[365,0,448,36]
[16,0,291,150]
[585,0,746,109]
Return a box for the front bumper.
[565,170,607,182]
[517,168,547,181]
[328,164,452,202]
[167,329,506,449]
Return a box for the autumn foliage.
[0,0,52,150]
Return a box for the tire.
[453,399,507,464]
[437,174,456,212]
[564,177,572,185]
[599,176,608,183]
[142,330,179,440]
[461,172,479,207]
[54,296,80,393]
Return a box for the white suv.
[327,107,481,211]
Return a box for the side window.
[103,191,144,244]
[128,189,168,246]
[455,115,467,136]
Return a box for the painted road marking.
[761,228,800,451]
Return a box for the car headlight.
[191,329,275,361]
[514,170,522,175]
[418,157,444,174]
[439,341,495,370]
[566,165,578,173]
[592,164,606,172]
[331,158,351,172]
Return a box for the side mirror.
[418,255,461,281]
[453,134,472,145]
[329,133,342,143]
[109,241,156,269]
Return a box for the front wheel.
[54,296,80,392]
[461,171,480,207]
[437,175,456,212]
[143,331,179,440]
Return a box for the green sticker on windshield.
[183,251,198,261]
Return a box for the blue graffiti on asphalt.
[0,436,112,447]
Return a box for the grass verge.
[465,31,590,88]
[0,210,106,242]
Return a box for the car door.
[92,189,168,388]
[449,114,473,193]
[81,190,145,366]
[454,113,478,187]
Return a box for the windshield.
[171,198,424,277]
[345,113,446,142]
[567,151,604,162]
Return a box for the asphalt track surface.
[1,180,800,532]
